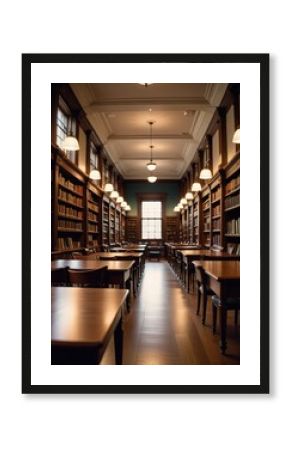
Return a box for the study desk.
[52,259,135,309]
[193,260,240,354]
[51,287,128,364]
[180,249,240,292]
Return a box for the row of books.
[58,188,83,207]
[226,218,240,234]
[88,201,99,213]
[212,218,221,229]
[212,234,221,245]
[88,211,98,222]
[212,205,221,216]
[194,218,199,227]
[88,237,99,247]
[58,219,83,230]
[225,193,240,209]
[211,188,221,201]
[202,199,210,210]
[225,175,240,194]
[227,243,240,255]
[58,204,83,218]
[57,237,81,250]
[59,174,83,195]
[88,224,99,233]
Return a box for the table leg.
[114,317,123,364]
[219,302,227,354]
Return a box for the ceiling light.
[181,198,187,205]
[146,121,157,172]
[121,201,127,208]
[62,136,80,152]
[147,161,157,171]
[185,192,194,200]
[232,128,240,144]
[199,137,213,180]
[116,196,124,204]
[110,190,119,199]
[89,169,101,180]
[200,168,212,180]
[125,205,131,211]
[174,206,180,212]
[191,182,201,192]
[104,183,114,193]
[147,176,157,183]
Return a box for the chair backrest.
[195,265,207,287]
[102,244,109,252]
[67,268,107,288]
[51,267,68,286]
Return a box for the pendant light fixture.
[121,201,127,208]
[89,169,101,180]
[110,190,119,199]
[62,117,80,152]
[104,183,114,193]
[147,176,157,183]
[191,163,201,192]
[146,121,157,172]
[116,196,124,204]
[199,136,213,180]
[232,128,240,144]
[125,205,131,211]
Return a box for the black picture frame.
[22,53,269,394]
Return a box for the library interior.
[51,83,240,365]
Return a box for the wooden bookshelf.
[210,173,223,248]
[51,142,127,256]
[86,182,101,248]
[165,217,179,242]
[201,187,211,247]
[188,205,193,243]
[101,196,110,247]
[115,206,121,244]
[54,156,85,252]
[126,217,139,242]
[193,193,201,245]
[121,211,126,243]
[224,153,240,254]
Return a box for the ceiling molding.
[85,97,214,113]
[107,133,194,142]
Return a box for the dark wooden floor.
[101,260,240,365]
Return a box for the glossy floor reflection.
[101,260,240,365]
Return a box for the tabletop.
[181,249,239,258]
[193,260,240,281]
[51,259,134,272]
[95,252,143,258]
[51,287,128,346]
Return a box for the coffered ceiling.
[70,83,228,180]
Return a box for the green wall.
[124,181,180,216]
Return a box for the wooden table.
[95,252,144,285]
[193,261,240,354]
[51,287,128,364]
[51,259,135,309]
[180,249,240,292]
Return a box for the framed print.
[22,53,269,394]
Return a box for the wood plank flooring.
[101,260,240,365]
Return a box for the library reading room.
[51,83,240,365]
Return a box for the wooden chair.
[67,268,107,288]
[211,295,240,335]
[51,267,68,286]
[194,265,215,324]
[101,244,109,252]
